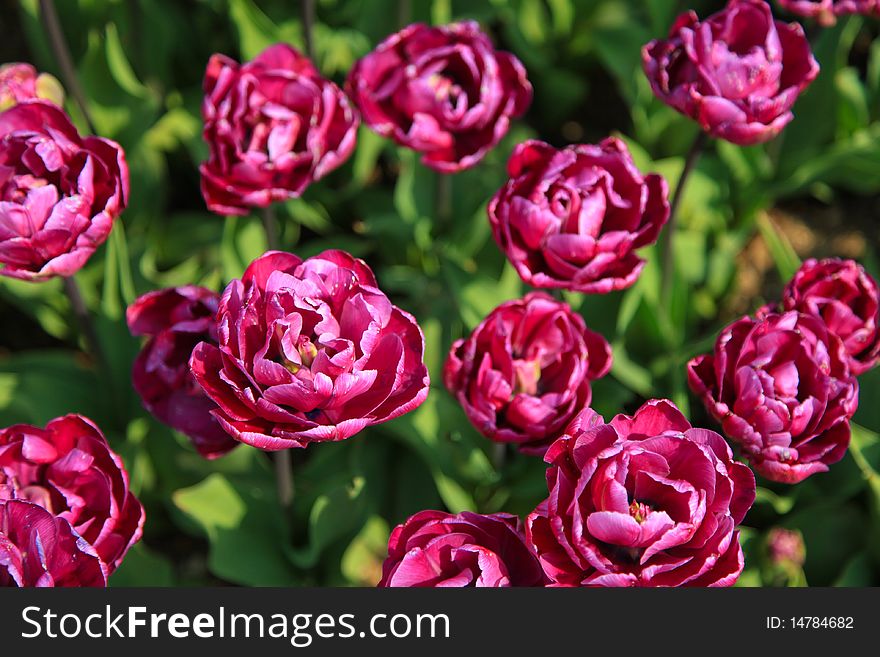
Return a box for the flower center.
[629,500,651,524]
[512,358,542,396]
[281,335,319,374]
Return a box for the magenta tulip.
[778,1,879,25]
[190,250,430,450]
[526,399,756,587]
[489,138,669,294]
[378,510,546,587]
[0,101,128,280]
[347,21,532,172]
[0,500,106,587]
[780,258,879,375]
[444,292,612,455]
[688,311,859,483]
[127,286,238,459]
[0,415,143,572]
[642,0,819,145]
[200,44,358,215]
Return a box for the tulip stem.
[660,131,707,309]
[38,0,96,134]
[436,172,453,233]
[301,0,316,62]
[274,450,295,511]
[397,0,411,27]
[261,205,280,250]
[492,442,506,472]
[62,276,107,371]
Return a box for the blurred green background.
[1,0,879,586]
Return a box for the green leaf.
[834,553,874,587]
[229,0,280,60]
[836,67,871,136]
[105,22,149,99]
[0,351,109,427]
[609,343,653,398]
[173,472,297,586]
[109,543,175,587]
[287,476,367,569]
[785,503,865,586]
[341,516,390,586]
[754,487,796,515]
[849,424,880,507]
[756,212,801,282]
[351,127,387,188]
[221,215,267,281]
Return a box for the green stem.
[848,427,880,506]
[261,205,280,251]
[274,450,294,510]
[38,0,96,133]
[397,0,411,27]
[660,131,707,309]
[63,276,107,369]
[301,0,316,62]
[491,442,507,472]
[435,172,452,234]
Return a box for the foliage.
[2,0,879,586]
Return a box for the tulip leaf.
[340,515,390,586]
[0,351,110,428]
[784,503,865,586]
[756,212,802,282]
[109,543,175,587]
[834,553,874,587]
[105,22,150,99]
[753,487,796,516]
[221,215,268,281]
[173,472,298,586]
[229,0,281,60]
[287,475,368,569]
[849,424,880,507]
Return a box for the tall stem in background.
[62,276,107,369]
[261,205,280,250]
[301,0,316,61]
[491,442,506,473]
[660,131,707,309]
[274,450,294,510]
[38,0,95,133]
[397,0,411,27]
[435,172,452,234]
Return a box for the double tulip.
[688,311,859,483]
[0,62,64,110]
[381,400,756,587]
[127,286,237,459]
[190,250,430,450]
[0,500,106,587]
[643,0,819,145]
[0,415,144,586]
[778,1,880,25]
[348,21,532,172]
[779,258,879,376]
[377,510,546,587]
[0,101,128,281]
[444,292,612,455]
[200,44,358,215]
[489,138,669,294]
[527,400,756,587]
